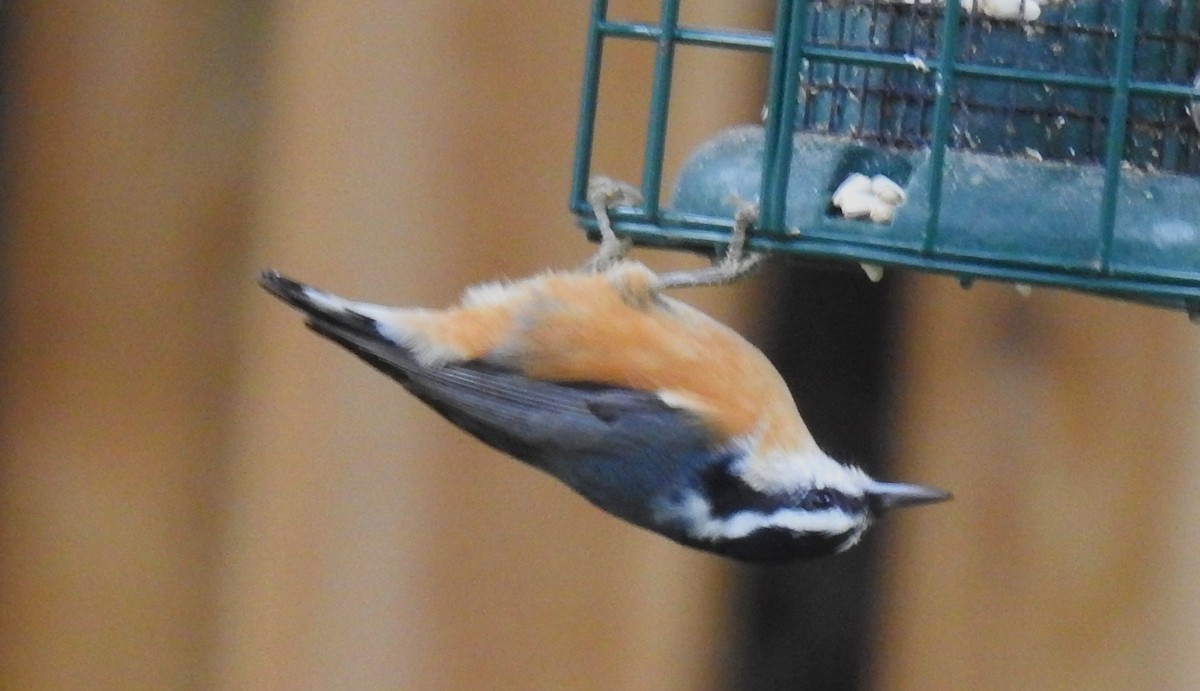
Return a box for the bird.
[258,181,949,562]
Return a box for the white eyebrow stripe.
[662,493,860,541]
[730,446,873,496]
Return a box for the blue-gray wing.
[298,302,720,471]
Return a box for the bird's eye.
[801,489,836,511]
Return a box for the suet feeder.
[570,0,1200,317]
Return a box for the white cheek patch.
[660,493,864,542]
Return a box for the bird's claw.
[583,175,642,272]
[658,196,766,289]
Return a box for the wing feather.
[304,315,717,467]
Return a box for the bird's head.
[656,449,950,562]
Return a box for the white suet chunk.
[975,0,1041,21]
[870,175,907,206]
[831,173,872,208]
[894,0,1049,21]
[836,190,879,219]
[868,198,896,224]
[860,263,885,283]
[1192,71,1200,135]
[833,173,906,225]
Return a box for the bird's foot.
[582,175,642,272]
[658,197,766,289]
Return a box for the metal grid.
[570,1,1200,315]
[796,2,1200,171]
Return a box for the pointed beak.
[866,480,952,513]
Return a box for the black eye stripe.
[700,457,780,518]
[699,458,862,518]
[799,488,834,511]
[798,488,860,512]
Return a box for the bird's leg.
[657,197,766,289]
[582,175,643,272]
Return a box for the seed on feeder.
[895,0,1052,21]
[903,54,931,73]
[1192,71,1200,135]
[860,263,885,283]
[984,0,1041,21]
[836,190,877,219]
[870,175,907,206]
[868,197,896,224]
[1015,283,1033,297]
[959,0,1042,20]
[832,173,872,208]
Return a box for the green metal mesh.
[571,0,1200,316]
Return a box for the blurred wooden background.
[2,3,1199,690]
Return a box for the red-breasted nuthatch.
[259,183,949,562]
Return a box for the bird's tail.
[258,270,426,379]
[258,270,386,338]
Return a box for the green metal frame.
[570,0,1200,316]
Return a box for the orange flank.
[389,261,817,458]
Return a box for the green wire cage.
[569,0,1200,317]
